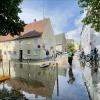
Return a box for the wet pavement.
[82,62,100,100]
[0,57,90,100]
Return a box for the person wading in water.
[68,52,74,66]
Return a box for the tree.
[78,0,100,32]
[0,0,25,36]
[67,43,74,53]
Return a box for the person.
[94,47,98,55]
[81,48,84,59]
[51,49,55,61]
[46,50,49,60]
[68,52,74,66]
[93,47,98,67]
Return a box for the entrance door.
[19,50,23,61]
[0,50,2,61]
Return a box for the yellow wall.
[74,42,80,50]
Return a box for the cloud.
[18,0,74,34]
[18,8,43,23]
[66,27,82,43]
[74,11,86,27]
[45,9,73,34]
[66,12,86,43]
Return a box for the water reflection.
[82,60,100,100]
[0,61,58,99]
[67,66,75,84]
[13,63,56,98]
[0,60,90,100]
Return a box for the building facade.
[55,33,66,52]
[0,18,56,60]
[81,25,100,54]
[74,42,80,51]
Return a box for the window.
[37,45,40,48]
[27,50,31,54]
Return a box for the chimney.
[34,19,36,22]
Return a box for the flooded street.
[1,0,100,99]
[0,57,90,100]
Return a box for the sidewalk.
[82,63,100,100]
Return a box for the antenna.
[43,0,45,19]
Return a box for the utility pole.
[43,0,45,19]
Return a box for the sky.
[19,0,84,42]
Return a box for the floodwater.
[0,60,90,100]
[82,61,100,100]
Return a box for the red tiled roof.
[0,18,48,42]
[19,30,42,39]
[0,35,17,42]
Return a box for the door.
[0,50,2,61]
[19,50,23,61]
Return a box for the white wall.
[42,19,56,57]
[81,26,92,54]
[81,25,100,54]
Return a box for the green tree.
[78,0,100,32]
[0,0,25,36]
[67,43,74,53]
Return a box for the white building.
[0,18,56,60]
[81,25,100,54]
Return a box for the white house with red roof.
[0,18,56,60]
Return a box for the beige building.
[55,33,66,52]
[66,39,74,45]
[0,18,56,60]
[74,42,80,51]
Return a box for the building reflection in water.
[0,60,68,100]
[5,62,57,99]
